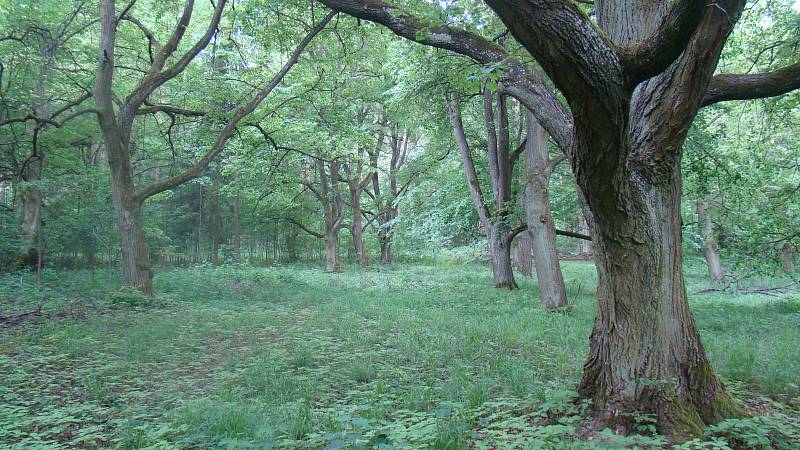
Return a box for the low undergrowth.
[1,262,798,448]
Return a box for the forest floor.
[1,261,798,449]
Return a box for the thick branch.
[289,218,324,239]
[617,0,706,84]
[482,0,621,108]
[122,0,228,117]
[138,103,207,116]
[702,62,800,107]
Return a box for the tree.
[317,0,800,438]
[447,88,525,289]
[92,0,334,293]
[342,147,373,268]
[367,126,409,265]
[696,198,726,284]
[302,158,347,272]
[522,109,568,309]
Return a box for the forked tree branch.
[135,10,337,203]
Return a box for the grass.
[0,260,798,449]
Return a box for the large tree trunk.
[577,163,741,440]
[100,107,154,293]
[523,110,567,309]
[696,199,726,283]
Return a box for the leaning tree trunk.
[523,111,567,309]
[487,223,517,289]
[578,164,741,440]
[696,199,726,283]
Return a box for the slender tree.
[366,126,411,264]
[523,109,568,309]
[696,198,726,284]
[447,88,524,289]
[342,147,373,268]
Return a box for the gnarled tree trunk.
[578,165,740,439]
[318,0,800,439]
[107,153,154,294]
[487,223,517,289]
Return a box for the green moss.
[662,399,706,442]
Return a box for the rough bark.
[475,0,751,439]
[484,224,515,289]
[523,110,567,310]
[512,232,533,278]
[696,199,726,283]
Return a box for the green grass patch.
[1,262,798,448]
